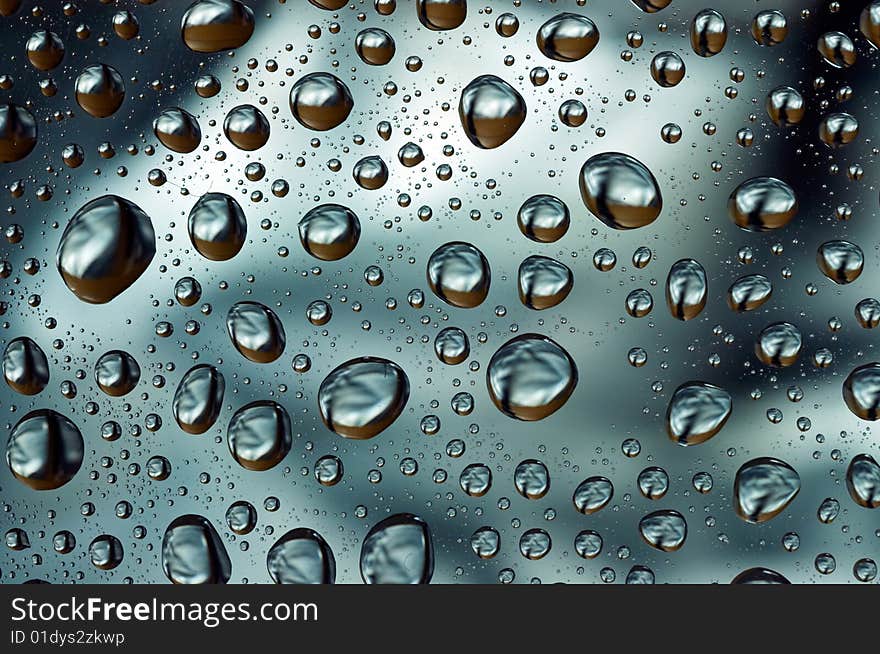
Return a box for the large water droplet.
[727,273,772,312]
[573,476,613,514]
[639,510,687,551]
[579,152,663,230]
[95,350,140,397]
[187,192,247,261]
[734,457,801,523]
[434,326,469,365]
[731,568,790,584]
[289,73,354,131]
[3,337,49,395]
[843,362,880,420]
[173,364,225,435]
[517,194,569,243]
[153,107,201,153]
[819,112,858,148]
[846,454,880,509]
[56,195,156,304]
[226,301,286,363]
[74,64,125,118]
[227,401,292,471]
[298,204,361,261]
[690,9,727,57]
[352,155,389,190]
[514,459,550,500]
[860,2,880,49]
[181,0,254,53]
[650,51,686,87]
[416,0,467,31]
[536,13,600,62]
[267,528,336,584]
[666,381,732,446]
[459,75,526,149]
[817,240,863,284]
[751,10,788,46]
[318,357,410,439]
[360,514,433,584]
[223,104,269,151]
[728,177,798,232]
[6,410,83,491]
[755,321,802,367]
[0,103,37,163]
[766,86,804,127]
[487,334,577,421]
[665,258,707,320]
[355,27,395,65]
[161,514,231,584]
[427,241,491,308]
[518,255,573,310]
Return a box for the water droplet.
[755,322,802,367]
[56,195,155,304]
[855,298,880,329]
[519,528,551,560]
[227,401,292,471]
[860,2,880,49]
[631,0,672,13]
[173,364,225,435]
[579,152,663,230]
[6,410,83,490]
[817,240,863,284]
[727,274,772,312]
[318,357,410,439]
[181,0,254,53]
[3,337,49,395]
[517,194,569,243]
[188,192,247,261]
[666,381,732,446]
[459,75,526,149]
[434,327,469,365]
[315,455,343,486]
[95,350,140,397]
[153,107,201,153]
[416,0,467,31]
[518,255,573,310]
[665,258,707,320]
[843,363,880,420]
[0,103,37,163]
[573,476,613,514]
[89,535,123,571]
[732,567,790,584]
[728,177,798,232]
[766,86,804,127]
[734,457,801,523]
[226,301,286,364]
[558,99,587,127]
[355,28,395,65]
[470,526,500,559]
[751,10,788,46]
[299,204,361,261]
[360,513,433,584]
[487,334,577,421]
[819,112,858,148]
[650,51,685,87]
[574,530,603,558]
[536,13,600,62]
[639,510,687,551]
[459,463,492,497]
[818,31,856,68]
[690,9,727,57]
[267,528,335,584]
[74,64,125,118]
[223,104,269,151]
[638,466,669,500]
[352,155,389,190]
[514,459,550,500]
[427,241,491,308]
[162,514,231,584]
[289,73,354,131]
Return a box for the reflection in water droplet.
[153,107,201,153]
[0,103,37,163]
[515,459,550,499]
[89,535,123,571]
[289,73,354,131]
[434,327,469,365]
[517,194,569,243]
[398,142,424,167]
[173,364,225,435]
[766,86,804,127]
[573,476,613,514]
[665,258,707,321]
[95,350,140,397]
[751,10,788,46]
[417,0,467,31]
[536,13,600,62]
[579,152,663,230]
[732,567,790,584]
[519,528,551,560]
[690,9,727,57]
[625,288,653,318]
[574,530,603,558]
[162,514,231,584]
[223,104,269,151]
[360,513,433,584]
[26,30,64,71]
[518,255,573,310]
[174,277,202,307]
[727,274,772,312]
[226,301,286,363]
[819,112,858,148]
[817,240,863,284]
[728,177,798,232]
[352,155,389,190]
[487,334,577,421]
[355,28,395,65]
[861,2,880,49]
[818,31,856,68]
[855,298,880,329]
[427,241,491,308]
[6,410,83,490]
[74,64,125,118]
[650,51,686,87]
[225,501,256,535]
[459,463,492,497]
[227,401,291,471]
[558,99,587,127]
[755,322,802,367]
[318,357,410,439]
[267,528,335,584]
[188,192,247,261]
[666,381,732,446]
[470,526,500,559]
[298,204,361,261]
[459,75,526,149]
[314,455,343,486]
[638,466,669,500]
[181,0,254,53]
[631,0,671,13]
[734,457,801,523]
[639,510,687,552]
[843,363,880,420]
[3,337,49,395]
[56,195,155,304]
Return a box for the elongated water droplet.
[173,364,225,435]
[665,258,707,320]
[3,337,49,395]
[226,301,286,363]
[188,192,247,261]
[728,177,798,232]
[666,381,732,446]
[727,274,772,312]
[162,514,231,584]
[690,9,727,57]
[573,476,613,514]
[0,103,37,163]
[227,401,291,471]
[360,513,433,584]
[536,13,600,62]
[639,510,687,551]
[579,152,663,230]
[181,0,254,53]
